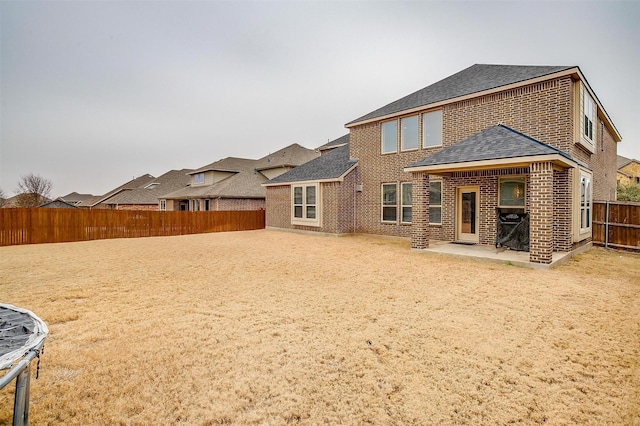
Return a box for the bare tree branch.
[15,173,53,207]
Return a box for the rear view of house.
[265,64,622,265]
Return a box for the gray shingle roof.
[406,125,574,169]
[617,155,637,170]
[103,169,193,205]
[254,143,319,171]
[76,174,156,207]
[317,134,349,152]
[265,143,357,185]
[190,157,257,174]
[347,64,575,126]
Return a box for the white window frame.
[498,177,526,209]
[381,120,398,154]
[381,183,397,223]
[401,182,412,224]
[291,183,321,227]
[578,84,596,153]
[193,173,205,185]
[401,115,419,151]
[429,180,442,225]
[423,110,443,148]
[159,199,166,211]
[580,171,592,233]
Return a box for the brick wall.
[529,162,554,264]
[591,119,618,201]
[114,204,158,211]
[212,198,265,211]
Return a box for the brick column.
[529,162,554,264]
[411,172,430,249]
[553,169,572,252]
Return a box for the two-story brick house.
[264,64,621,265]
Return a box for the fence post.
[605,201,609,249]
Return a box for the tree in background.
[617,183,640,202]
[14,173,53,207]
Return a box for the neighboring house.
[76,174,156,209]
[162,144,319,211]
[1,194,52,208]
[264,64,621,265]
[98,169,193,211]
[59,192,95,206]
[617,155,640,186]
[39,198,78,208]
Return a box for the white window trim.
[401,182,412,224]
[422,109,443,148]
[381,183,398,223]
[577,84,596,153]
[429,180,442,225]
[291,183,321,227]
[498,176,526,209]
[381,120,398,154]
[159,199,166,211]
[574,168,593,241]
[193,173,205,185]
[401,115,419,152]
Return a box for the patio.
[417,240,588,269]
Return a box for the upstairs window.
[381,121,398,154]
[292,183,320,226]
[382,183,397,222]
[401,182,412,223]
[583,91,595,142]
[423,110,443,148]
[193,173,205,184]
[401,116,419,151]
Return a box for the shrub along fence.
[0,208,265,246]
[592,201,640,251]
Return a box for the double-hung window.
[292,183,320,226]
[578,85,596,152]
[423,110,443,148]
[193,173,205,184]
[382,183,397,222]
[401,116,419,151]
[401,183,412,223]
[159,200,166,211]
[381,121,398,154]
[429,181,442,224]
[580,172,592,232]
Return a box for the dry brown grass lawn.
[1,230,639,425]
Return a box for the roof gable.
[255,143,319,171]
[347,64,575,126]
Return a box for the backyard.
[0,230,638,425]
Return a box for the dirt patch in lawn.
[1,230,638,425]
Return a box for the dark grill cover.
[496,209,529,251]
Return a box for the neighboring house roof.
[39,198,78,208]
[264,143,358,186]
[77,174,156,207]
[617,155,639,170]
[102,169,194,205]
[60,192,95,205]
[165,162,266,199]
[347,64,575,126]
[405,125,578,173]
[189,157,257,175]
[254,143,319,171]
[317,134,349,152]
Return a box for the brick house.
[616,155,640,186]
[163,144,319,211]
[264,64,621,265]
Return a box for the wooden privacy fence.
[592,201,640,251]
[0,208,265,246]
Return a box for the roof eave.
[262,162,358,187]
[404,154,577,175]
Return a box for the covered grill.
[496,209,530,252]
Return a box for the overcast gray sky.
[1,0,639,198]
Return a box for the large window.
[401,115,419,151]
[292,183,320,226]
[193,173,205,184]
[423,110,443,148]
[580,173,592,232]
[583,91,595,142]
[382,183,397,222]
[381,121,398,154]
[401,183,412,223]
[429,181,442,225]
[499,177,525,208]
